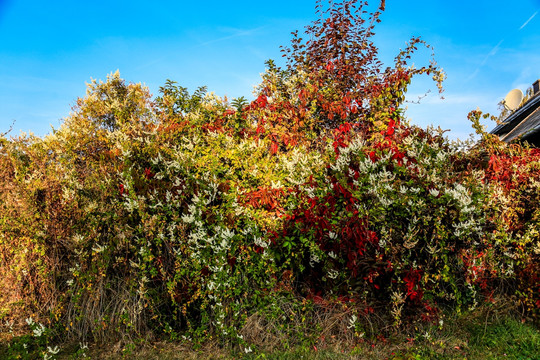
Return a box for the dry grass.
[56,341,232,360]
[64,279,153,344]
[1,296,538,360]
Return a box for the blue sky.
[1,0,539,140]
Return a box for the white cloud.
[197,26,266,47]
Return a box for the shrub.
[0,0,538,351]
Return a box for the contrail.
[479,39,504,67]
[519,11,537,30]
[468,9,538,81]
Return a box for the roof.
[490,91,540,146]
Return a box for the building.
[490,79,540,147]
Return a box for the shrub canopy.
[0,0,538,348]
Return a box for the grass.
[466,317,539,359]
[385,310,540,360]
[1,304,538,360]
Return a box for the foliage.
[0,0,538,354]
[275,121,490,325]
[251,0,445,152]
[1,318,61,360]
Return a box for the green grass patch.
[389,311,540,360]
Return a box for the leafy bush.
[0,0,538,351]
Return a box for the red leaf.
[270,141,278,155]
[385,119,396,136]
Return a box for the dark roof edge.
[521,125,540,142]
[490,93,540,135]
